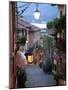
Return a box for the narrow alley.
[25,64,56,88]
[9,2,66,89]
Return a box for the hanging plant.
[19,36,26,45]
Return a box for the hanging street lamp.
[34,4,40,20]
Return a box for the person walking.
[33,48,41,65]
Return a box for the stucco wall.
[28,31,41,48]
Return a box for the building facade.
[53,5,66,85]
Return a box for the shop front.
[52,54,66,85]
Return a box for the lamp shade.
[34,11,40,20]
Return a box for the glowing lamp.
[34,10,40,20]
[28,55,33,63]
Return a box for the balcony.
[55,38,66,52]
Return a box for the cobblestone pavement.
[25,64,56,88]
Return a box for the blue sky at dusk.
[17,2,59,23]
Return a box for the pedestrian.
[33,48,41,65]
[15,45,27,67]
[15,45,27,88]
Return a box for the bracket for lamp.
[35,3,39,12]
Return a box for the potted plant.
[19,36,26,45]
[43,59,52,73]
